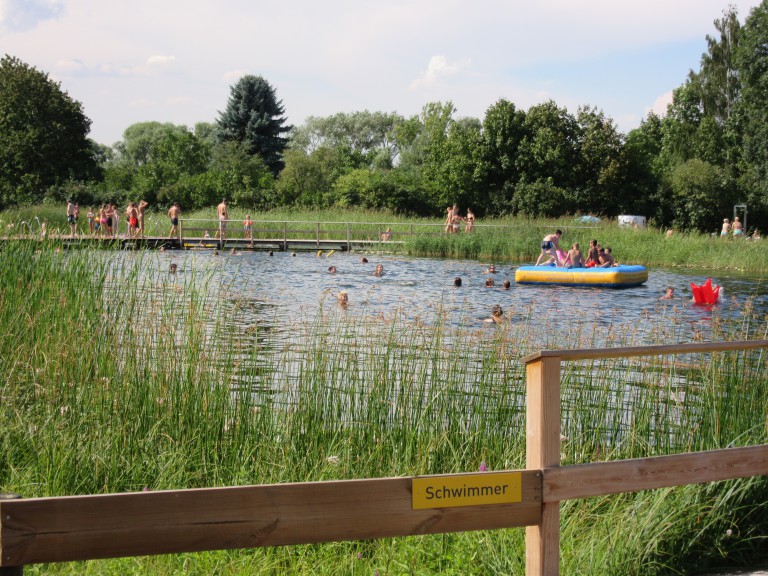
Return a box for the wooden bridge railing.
[2,340,768,575]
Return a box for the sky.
[1,0,764,147]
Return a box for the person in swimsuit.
[565,243,585,268]
[98,205,107,238]
[464,209,475,233]
[483,304,504,323]
[659,286,675,300]
[138,200,149,238]
[108,205,117,238]
[536,230,562,266]
[129,203,140,238]
[721,219,731,237]
[732,217,743,237]
[87,208,95,234]
[244,214,253,245]
[66,199,77,238]
[584,239,599,267]
[337,290,349,307]
[380,228,392,241]
[373,264,384,276]
[168,203,181,238]
[216,199,228,241]
[445,205,456,234]
[598,247,615,267]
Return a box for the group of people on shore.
[445,204,476,234]
[535,230,617,268]
[67,199,149,239]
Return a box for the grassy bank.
[2,241,768,574]
[4,205,768,273]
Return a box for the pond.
[138,248,768,340]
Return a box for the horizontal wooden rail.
[522,339,768,364]
[0,471,541,566]
[543,444,768,502]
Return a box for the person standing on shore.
[138,200,149,238]
[732,217,744,238]
[66,199,77,238]
[168,203,181,238]
[465,209,476,233]
[215,199,228,242]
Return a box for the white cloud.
[166,96,199,106]
[223,69,249,82]
[147,55,176,67]
[0,0,64,32]
[56,58,85,73]
[129,98,153,108]
[409,56,472,91]
[648,91,674,118]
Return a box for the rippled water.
[137,249,768,338]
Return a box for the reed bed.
[1,241,768,574]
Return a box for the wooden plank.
[0,471,540,567]
[543,444,768,503]
[522,340,768,364]
[525,357,561,576]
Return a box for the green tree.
[478,99,527,215]
[734,0,768,220]
[666,158,727,230]
[515,101,579,192]
[573,106,624,215]
[0,54,98,207]
[622,113,664,219]
[290,111,403,168]
[217,75,291,176]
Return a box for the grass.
[1,239,768,574]
[4,205,768,272]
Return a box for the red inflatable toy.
[690,278,721,304]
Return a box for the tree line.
[2,2,768,233]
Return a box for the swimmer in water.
[337,290,348,306]
[483,304,504,323]
[454,277,462,287]
[659,286,675,300]
[373,264,384,276]
[328,265,337,273]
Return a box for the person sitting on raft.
[564,243,585,268]
[536,230,562,266]
[598,247,616,267]
[584,239,600,267]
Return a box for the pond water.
[142,249,768,343]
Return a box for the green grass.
[5,205,768,272]
[2,238,768,574]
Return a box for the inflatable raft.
[515,264,648,288]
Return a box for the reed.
[1,241,768,574]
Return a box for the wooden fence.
[2,340,768,575]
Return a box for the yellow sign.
[412,472,522,509]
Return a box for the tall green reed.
[2,241,768,575]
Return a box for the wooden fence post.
[0,493,23,576]
[525,356,561,576]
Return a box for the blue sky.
[1,0,763,146]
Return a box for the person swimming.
[373,264,384,276]
[483,304,504,323]
[337,290,348,306]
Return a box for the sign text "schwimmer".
[412,472,522,509]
